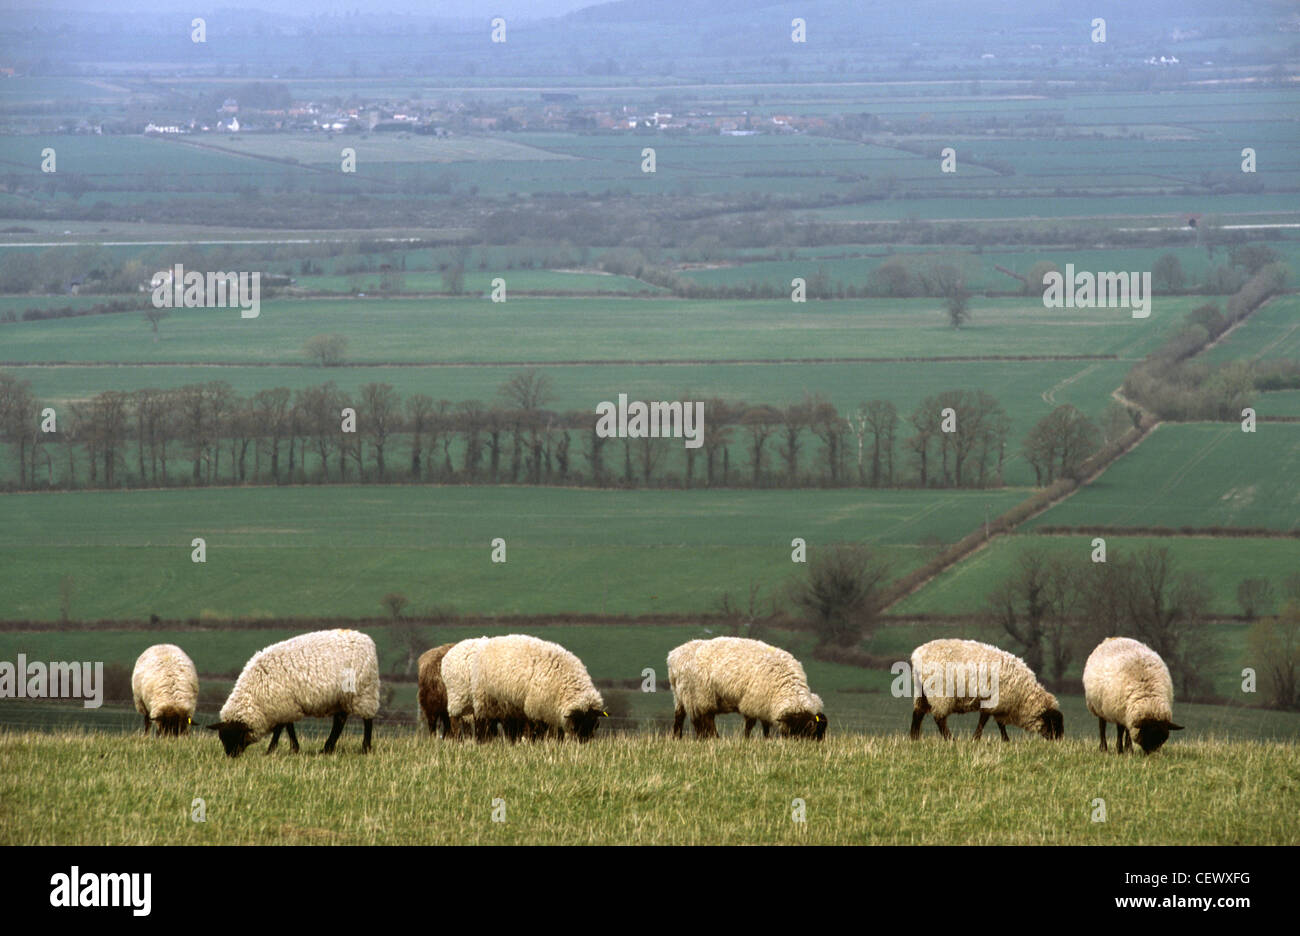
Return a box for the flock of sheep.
[129,628,1183,757]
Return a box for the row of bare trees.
[0,369,1110,492]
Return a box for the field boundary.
[0,353,1122,368]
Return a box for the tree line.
[0,369,1119,493]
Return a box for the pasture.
[1,732,1296,845]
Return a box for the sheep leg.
[672,706,685,739]
[974,711,988,740]
[437,712,451,739]
[142,714,151,735]
[361,718,373,753]
[762,721,771,739]
[285,723,299,752]
[997,720,1010,742]
[1116,724,1129,755]
[909,708,926,740]
[266,724,283,753]
[322,713,347,753]
[1098,717,1108,752]
[933,715,952,740]
[743,717,756,739]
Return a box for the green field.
[1,732,1296,844]
[0,485,1037,619]
[892,533,1298,619]
[0,295,1197,365]
[1204,293,1300,364]
[1026,423,1300,532]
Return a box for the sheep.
[417,643,457,737]
[469,634,606,742]
[441,636,489,740]
[131,644,199,737]
[908,639,1063,741]
[1083,637,1184,754]
[667,637,826,740]
[207,629,380,757]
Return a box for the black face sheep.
[417,643,458,737]
[207,629,380,757]
[1083,636,1184,754]
[131,644,199,737]
[469,634,606,742]
[908,639,1064,741]
[668,637,826,740]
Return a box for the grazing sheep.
[417,643,457,737]
[131,644,199,737]
[441,637,489,740]
[1083,637,1184,754]
[208,629,379,758]
[908,639,1063,741]
[469,635,606,742]
[668,637,827,740]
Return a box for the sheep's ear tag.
[602,711,609,717]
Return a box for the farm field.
[2,732,1296,845]
[891,533,1299,618]
[1203,293,1300,364]
[678,244,1300,293]
[0,485,1035,619]
[0,295,1199,364]
[1025,422,1300,532]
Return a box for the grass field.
[0,295,1197,365]
[1,732,1295,844]
[1204,293,1300,364]
[1026,423,1300,532]
[0,485,1036,619]
[892,533,1298,618]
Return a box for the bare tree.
[358,382,400,480]
[303,333,348,367]
[790,545,891,647]
[142,306,169,342]
[406,393,435,480]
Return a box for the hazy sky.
[22,0,598,19]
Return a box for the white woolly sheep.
[131,643,199,737]
[667,637,826,740]
[469,634,606,742]
[208,629,380,757]
[908,639,1063,741]
[1083,636,1184,754]
[441,636,489,740]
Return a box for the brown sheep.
[417,643,458,738]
